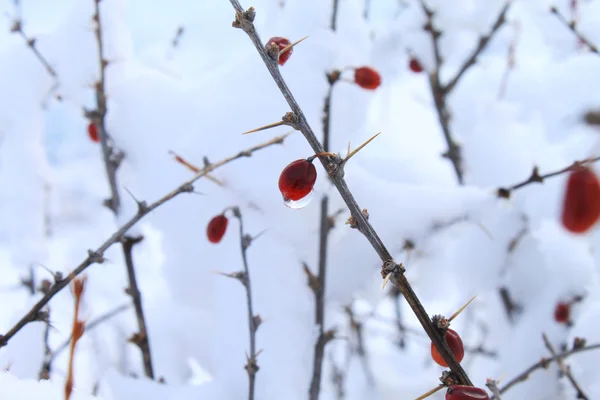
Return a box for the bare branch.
[122,235,154,379]
[444,3,511,93]
[497,156,600,199]
[228,0,473,385]
[0,133,289,349]
[542,333,588,400]
[232,208,260,400]
[90,0,123,215]
[550,6,599,54]
[418,1,511,184]
[493,341,600,398]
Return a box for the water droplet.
[283,190,315,209]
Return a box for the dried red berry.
[88,122,100,143]
[561,166,600,234]
[207,214,228,244]
[278,158,317,202]
[446,385,489,400]
[266,37,293,66]
[409,57,423,73]
[354,66,381,90]
[431,328,465,367]
[554,302,570,324]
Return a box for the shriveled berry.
[88,122,100,143]
[431,328,464,367]
[207,214,228,244]
[266,37,293,66]
[561,166,600,234]
[409,57,423,73]
[446,385,489,400]
[354,66,381,90]
[554,302,570,324]
[278,159,317,202]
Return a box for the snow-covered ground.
[0,0,599,399]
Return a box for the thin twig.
[308,6,341,397]
[9,1,59,100]
[344,305,375,386]
[231,208,260,400]
[419,1,510,185]
[90,0,155,379]
[493,342,600,398]
[444,3,511,94]
[38,308,52,380]
[486,378,502,400]
[0,133,289,349]
[229,1,473,385]
[497,156,600,198]
[550,7,599,54]
[90,0,123,215]
[171,26,185,49]
[308,196,333,400]
[542,333,589,400]
[65,278,86,400]
[122,235,154,379]
[44,303,130,367]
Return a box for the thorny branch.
[123,235,154,379]
[231,208,261,400]
[0,133,289,349]
[497,156,600,199]
[90,0,124,215]
[550,6,599,54]
[542,334,589,400]
[492,340,600,398]
[418,0,510,185]
[88,0,155,379]
[229,0,473,386]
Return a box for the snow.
[0,0,599,399]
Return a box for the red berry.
[409,57,423,73]
[266,37,293,66]
[354,66,381,90]
[561,166,600,233]
[431,328,465,367]
[207,214,228,244]
[278,159,317,202]
[446,385,490,400]
[88,122,100,143]
[554,302,570,324]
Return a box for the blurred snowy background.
[0,0,600,399]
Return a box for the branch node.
[87,250,105,264]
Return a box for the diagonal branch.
[444,4,511,94]
[542,334,589,400]
[418,1,510,185]
[493,340,600,398]
[229,1,473,386]
[551,7,599,54]
[0,133,289,349]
